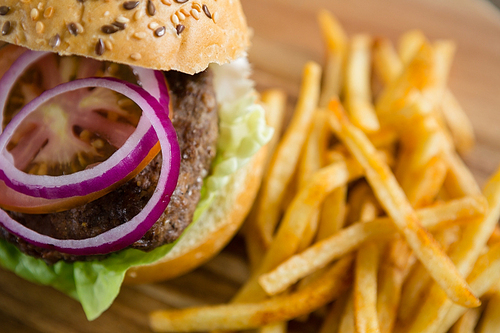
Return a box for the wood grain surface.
[1,0,500,332]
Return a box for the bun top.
[0,0,250,74]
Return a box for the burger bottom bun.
[123,144,267,284]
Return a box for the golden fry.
[256,62,321,249]
[258,195,486,296]
[328,100,479,308]
[150,256,354,332]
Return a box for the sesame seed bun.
[0,0,250,74]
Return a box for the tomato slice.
[0,51,161,213]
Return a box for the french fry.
[373,37,403,85]
[319,292,349,333]
[436,242,500,333]
[236,157,364,303]
[440,90,475,154]
[317,9,348,106]
[397,225,461,325]
[327,100,479,308]
[298,109,330,188]
[149,256,354,332]
[450,306,483,333]
[344,34,380,132]
[244,89,288,271]
[258,321,287,333]
[398,29,427,64]
[258,195,486,296]
[339,292,356,333]
[377,236,413,333]
[255,62,321,250]
[403,164,500,333]
[476,294,500,333]
[316,184,347,241]
[354,242,381,333]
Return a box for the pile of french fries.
[149,10,500,333]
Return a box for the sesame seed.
[1,21,11,36]
[175,24,184,35]
[44,6,54,18]
[192,3,201,10]
[191,8,200,20]
[148,21,159,29]
[20,0,30,3]
[177,11,185,20]
[30,8,39,20]
[116,15,130,23]
[104,11,110,16]
[49,34,60,48]
[101,25,119,34]
[154,26,165,37]
[202,4,212,19]
[147,0,156,16]
[130,53,141,60]
[35,21,44,34]
[174,0,188,3]
[212,11,218,23]
[134,10,143,21]
[75,22,84,34]
[161,0,172,5]
[95,38,105,55]
[123,1,139,10]
[133,31,146,39]
[67,22,78,35]
[37,2,44,10]
[171,13,179,25]
[0,6,10,16]
[21,22,27,30]
[104,40,113,50]
[112,21,126,30]
[180,8,190,17]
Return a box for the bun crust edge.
[124,143,267,284]
[0,0,249,74]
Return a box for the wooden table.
[1,0,500,332]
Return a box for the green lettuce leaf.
[0,59,272,320]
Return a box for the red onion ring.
[0,77,180,255]
[0,50,168,200]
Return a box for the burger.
[0,0,272,320]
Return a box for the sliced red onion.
[0,77,180,255]
[0,50,169,200]
[0,50,48,132]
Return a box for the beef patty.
[1,69,219,264]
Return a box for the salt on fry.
[258,195,486,296]
[327,100,479,308]
[149,256,354,332]
[255,62,321,249]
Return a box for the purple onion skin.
[0,78,180,255]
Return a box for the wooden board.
[1,0,500,332]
